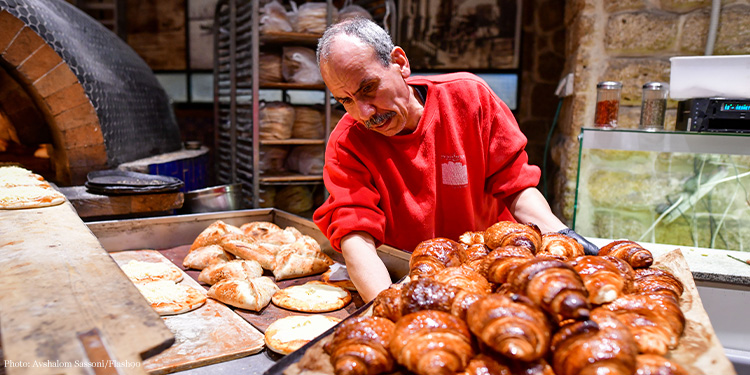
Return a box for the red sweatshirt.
[313,73,540,253]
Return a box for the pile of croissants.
[324,221,689,375]
[182,220,334,311]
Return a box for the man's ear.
[391,47,411,78]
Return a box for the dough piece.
[272,281,351,312]
[182,244,234,270]
[120,260,183,283]
[207,276,279,311]
[189,220,244,251]
[135,280,207,316]
[264,315,341,355]
[198,259,264,285]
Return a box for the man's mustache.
[364,111,396,129]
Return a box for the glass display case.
[573,128,750,252]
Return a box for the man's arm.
[506,187,567,233]
[340,231,392,302]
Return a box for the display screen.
[720,102,750,111]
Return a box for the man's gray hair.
[317,17,394,67]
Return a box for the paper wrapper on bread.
[207,276,279,311]
[259,145,289,173]
[260,0,292,33]
[285,145,324,175]
[260,101,295,140]
[259,51,283,83]
[282,47,323,84]
[293,2,336,34]
[292,106,325,139]
[275,185,313,214]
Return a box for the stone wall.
[551,0,750,224]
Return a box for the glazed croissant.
[325,316,396,375]
[389,310,475,375]
[465,293,552,362]
[409,238,467,278]
[484,221,542,251]
[507,258,591,323]
[433,266,492,294]
[372,278,482,321]
[460,354,512,375]
[633,268,684,302]
[551,309,638,375]
[483,245,534,284]
[599,240,654,268]
[600,293,685,355]
[538,233,584,259]
[567,255,634,305]
[461,243,491,274]
[459,231,486,246]
[635,354,689,375]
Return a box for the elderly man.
[313,17,596,301]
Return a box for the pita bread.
[272,281,351,312]
[264,315,341,355]
[182,244,234,270]
[198,259,264,285]
[121,260,183,283]
[207,276,279,311]
[135,280,207,316]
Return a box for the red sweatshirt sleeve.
[313,126,386,252]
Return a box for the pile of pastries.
[183,220,334,311]
[324,221,689,375]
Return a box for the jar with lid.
[639,82,669,131]
[594,81,623,129]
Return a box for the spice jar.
[639,82,669,131]
[594,81,622,129]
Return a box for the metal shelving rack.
[213,0,333,208]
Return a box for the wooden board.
[158,245,367,333]
[0,202,173,375]
[110,250,265,374]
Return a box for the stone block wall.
[552,0,750,224]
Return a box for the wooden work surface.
[59,186,183,218]
[109,250,265,374]
[0,202,174,375]
[158,245,366,333]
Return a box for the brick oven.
[0,0,182,185]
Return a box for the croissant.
[599,240,654,268]
[189,220,244,251]
[551,309,638,375]
[389,310,475,375]
[510,358,556,375]
[466,293,552,362]
[182,244,234,270]
[633,268,684,302]
[507,258,591,323]
[409,238,467,278]
[538,233,584,259]
[206,276,279,311]
[484,221,542,251]
[601,294,685,355]
[325,316,396,375]
[567,255,633,305]
[459,244,490,274]
[459,231,485,246]
[635,354,689,375]
[460,354,511,375]
[372,284,403,322]
[373,278,482,321]
[483,245,534,284]
[198,259,263,285]
[433,267,492,294]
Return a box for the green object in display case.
[573,128,750,252]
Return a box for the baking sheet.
[272,249,736,375]
[110,250,265,374]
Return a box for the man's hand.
[558,228,599,255]
[340,232,393,302]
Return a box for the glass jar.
[594,81,623,129]
[639,82,669,131]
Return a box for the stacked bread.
[183,220,334,311]
[324,221,689,375]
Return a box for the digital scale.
[676,98,750,133]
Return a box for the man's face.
[320,35,418,136]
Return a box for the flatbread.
[120,259,184,283]
[182,244,234,270]
[207,276,279,311]
[135,280,207,316]
[0,166,65,209]
[272,281,351,313]
[264,315,341,355]
[198,259,264,285]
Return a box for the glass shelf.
[573,128,750,252]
